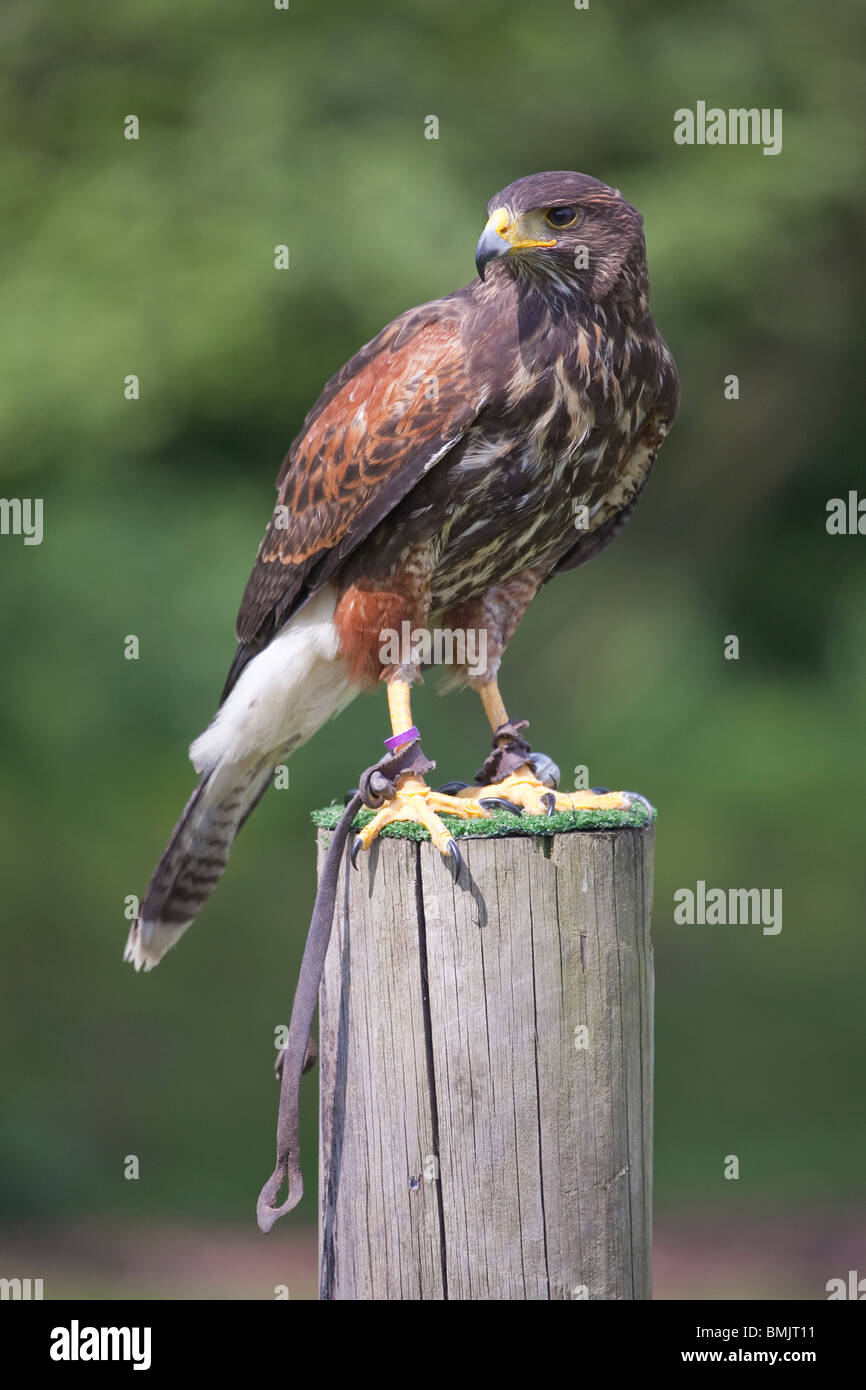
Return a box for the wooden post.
[318,825,654,1301]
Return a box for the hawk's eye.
[545,206,578,229]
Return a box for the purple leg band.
[385,725,420,751]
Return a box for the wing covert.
[234,300,484,650]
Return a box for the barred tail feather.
[125,584,359,972]
[124,760,273,972]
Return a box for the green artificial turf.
[312,796,655,841]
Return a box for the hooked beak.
[475,218,511,280]
[475,206,556,280]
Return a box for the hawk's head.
[475,171,646,306]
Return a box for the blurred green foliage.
[0,0,863,1254]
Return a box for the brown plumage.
[127,170,678,970]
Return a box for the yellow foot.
[351,775,489,881]
[453,767,651,818]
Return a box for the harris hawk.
[126,170,679,972]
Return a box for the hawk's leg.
[438,573,649,817]
[456,677,651,817]
[351,678,490,879]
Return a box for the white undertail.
[124,586,359,971]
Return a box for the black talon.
[445,838,463,883]
[437,780,469,794]
[479,797,523,816]
[591,787,610,795]
[541,792,557,817]
[350,836,363,870]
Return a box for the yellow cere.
[483,207,555,252]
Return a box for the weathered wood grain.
[318,826,654,1301]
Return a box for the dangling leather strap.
[256,738,433,1232]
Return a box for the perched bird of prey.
[125,170,679,972]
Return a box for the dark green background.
[1,0,863,1298]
